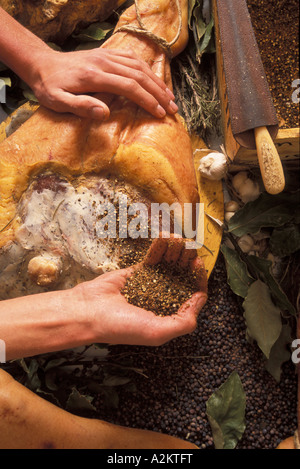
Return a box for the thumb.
[177,292,208,319]
[100,263,142,291]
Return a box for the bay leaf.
[0,77,11,89]
[100,387,120,409]
[73,22,113,43]
[46,42,62,52]
[199,15,214,53]
[75,42,100,51]
[206,371,246,450]
[44,369,59,392]
[102,375,132,387]
[206,414,224,449]
[23,359,41,392]
[247,255,296,316]
[228,191,300,237]
[44,357,68,372]
[23,90,39,103]
[66,387,96,412]
[221,244,254,298]
[243,280,282,359]
[265,324,292,382]
[17,357,30,374]
[188,0,199,27]
[270,223,300,257]
[188,0,215,58]
[194,6,207,40]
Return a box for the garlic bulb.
[224,200,240,223]
[232,171,261,203]
[198,152,228,181]
[240,179,261,203]
[225,200,240,212]
[232,171,248,192]
[237,234,255,253]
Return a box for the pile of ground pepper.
[121,261,199,317]
[247,0,299,129]
[118,238,152,269]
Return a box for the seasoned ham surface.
[0,173,154,299]
[0,0,199,298]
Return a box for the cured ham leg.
[0,2,204,449]
[0,0,200,297]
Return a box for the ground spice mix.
[121,261,199,317]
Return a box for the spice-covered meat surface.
[0,173,155,299]
[0,0,201,300]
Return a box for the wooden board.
[191,135,224,278]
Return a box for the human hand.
[27,47,178,120]
[73,236,207,347]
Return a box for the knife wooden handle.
[255,126,285,195]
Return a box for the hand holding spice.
[0,237,207,360]
[73,235,208,349]
[121,234,208,322]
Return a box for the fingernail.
[91,107,105,120]
[166,88,175,100]
[156,105,166,118]
[169,100,178,113]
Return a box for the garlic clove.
[198,152,228,181]
[225,211,236,223]
[225,200,240,213]
[239,179,261,203]
[232,171,249,192]
[231,172,261,203]
[237,234,255,253]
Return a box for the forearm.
[0,7,51,85]
[0,368,197,449]
[0,289,94,361]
